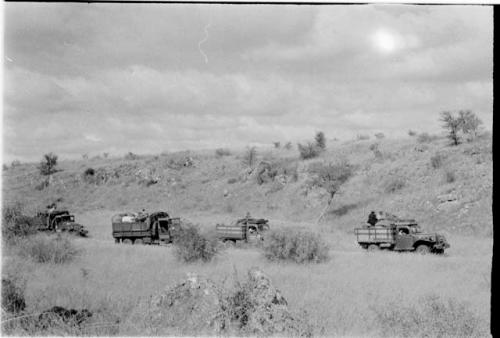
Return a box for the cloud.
[2,4,493,162]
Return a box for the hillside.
[2,134,492,239]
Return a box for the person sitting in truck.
[367,211,378,226]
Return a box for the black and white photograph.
[1,2,493,337]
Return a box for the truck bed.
[112,221,150,238]
[216,224,246,240]
[354,226,395,243]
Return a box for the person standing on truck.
[367,211,378,226]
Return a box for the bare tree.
[440,111,463,146]
[243,146,257,168]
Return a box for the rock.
[146,273,225,336]
[223,189,229,197]
[437,193,458,203]
[236,267,312,337]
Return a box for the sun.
[372,29,397,54]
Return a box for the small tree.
[315,131,326,150]
[38,153,58,176]
[459,110,482,142]
[440,111,463,146]
[273,142,281,148]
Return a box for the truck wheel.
[367,244,380,251]
[134,239,144,245]
[415,244,430,254]
[434,248,444,255]
[123,239,133,245]
[115,238,120,244]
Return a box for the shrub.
[308,161,353,198]
[19,234,79,264]
[38,153,58,176]
[227,178,238,184]
[297,142,321,160]
[35,179,50,191]
[273,142,281,148]
[375,294,484,337]
[284,142,292,150]
[445,170,456,183]
[369,143,383,159]
[408,130,417,137]
[103,152,109,159]
[374,132,385,139]
[2,278,26,313]
[243,147,257,168]
[356,134,370,140]
[173,223,219,262]
[315,131,326,150]
[430,153,444,169]
[2,203,38,242]
[215,148,231,157]
[11,160,21,168]
[417,132,436,143]
[263,228,329,263]
[384,176,406,193]
[124,152,139,160]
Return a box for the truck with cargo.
[216,215,270,243]
[35,210,88,237]
[354,220,449,254]
[112,211,180,245]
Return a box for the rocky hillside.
[2,134,492,237]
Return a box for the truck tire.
[123,239,133,245]
[367,244,380,251]
[115,238,120,244]
[415,244,430,254]
[433,248,444,255]
[134,239,144,245]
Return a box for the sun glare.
[372,29,397,54]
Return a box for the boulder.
[146,273,225,336]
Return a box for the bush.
[375,294,484,337]
[297,142,321,160]
[124,152,139,160]
[2,203,38,242]
[315,131,326,150]
[227,178,238,184]
[19,234,79,264]
[445,170,456,183]
[273,142,281,148]
[408,130,417,137]
[243,147,257,168]
[430,153,445,169]
[263,228,329,263]
[38,153,58,176]
[384,176,406,193]
[356,134,370,140]
[418,132,440,143]
[215,148,231,157]
[308,161,353,197]
[174,224,219,262]
[374,132,385,139]
[2,278,26,313]
[284,142,292,150]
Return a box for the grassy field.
[2,134,492,336]
[2,233,491,336]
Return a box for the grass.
[1,136,492,336]
[0,235,490,336]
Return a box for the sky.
[2,4,493,162]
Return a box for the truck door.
[158,219,171,242]
[394,227,413,251]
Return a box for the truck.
[111,211,181,245]
[35,210,88,237]
[354,220,450,254]
[216,215,270,243]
